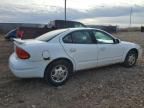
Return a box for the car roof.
[67,27,99,31]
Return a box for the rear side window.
[63,31,93,44]
[63,34,72,43]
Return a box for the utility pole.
[129,7,133,27]
[64,0,67,27]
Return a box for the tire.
[44,60,72,86]
[123,50,138,67]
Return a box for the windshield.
[36,29,68,41]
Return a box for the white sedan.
[9,28,142,86]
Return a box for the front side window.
[93,31,114,44]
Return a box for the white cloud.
[0,0,144,27]
[2,0,144,10]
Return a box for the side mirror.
[114,39,120,44]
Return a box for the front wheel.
[123,50,138,67]
[44,60,72,86]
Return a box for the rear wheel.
[123,50,138,67]
[44,60,72,86]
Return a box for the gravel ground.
[0,32,144,108]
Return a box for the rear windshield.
[36,29,67,41]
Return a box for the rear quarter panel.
[15,39,76,70]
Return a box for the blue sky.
[0,0,144,27]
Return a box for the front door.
[92,30,124,66]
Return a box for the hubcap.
[51,65,68,83]
[128,54,136,65]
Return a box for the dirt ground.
[0,32,144,108]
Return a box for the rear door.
[61,30,98,70]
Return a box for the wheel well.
[129,48,138,58]
[44,58,74,75]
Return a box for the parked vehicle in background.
[5,29,24,40]
[141,26,144,32]
[88,25,117,33]
[5,29,17,40]
[47,20,86,29]
[17,26,49,39]
[9,28,142,86]
[14,20,86,39]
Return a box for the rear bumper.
[9,53,48,78]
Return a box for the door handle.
[70,48,76,52]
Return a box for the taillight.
[16,46,30,59]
